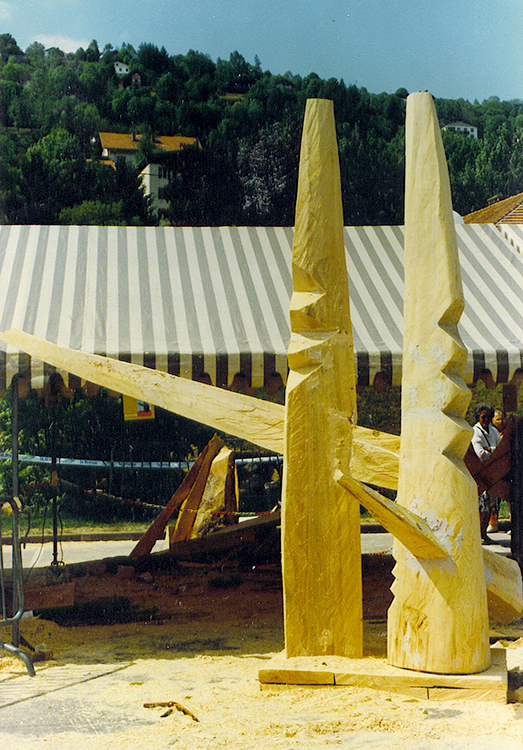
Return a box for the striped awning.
[497,223,523,255]
[0,223,522,393]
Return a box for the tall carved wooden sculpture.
[1,93,519,679]
[282,98,362,657]
[387,92,490,674]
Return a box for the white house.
[98,132,200,214]
[140,162,171,212]
[442,121,478,139]
[114,62,129,77]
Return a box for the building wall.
[140,163,169,212]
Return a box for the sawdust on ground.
[0,555,522,749]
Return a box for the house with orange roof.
[463,191,523,226]
[98,132,201,215]
[463,191,523,253]
[99,132,200,166]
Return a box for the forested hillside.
[1,32,523,226]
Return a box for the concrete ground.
[0,526,514,571]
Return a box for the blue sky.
[2,0,523,101]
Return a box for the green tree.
[238,120,300,225]
[160,144,242,225]
[59,200,126,224]
[0,33,22,63]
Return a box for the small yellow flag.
[122,394,155,421]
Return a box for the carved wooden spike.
[387,92,490,674]
[282,99,362,658]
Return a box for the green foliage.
[0,33,522,226]
[160,143,243,225]
[238,119,300,224]
[463,380,523,425]
[357,386,402,435]
[59,200,126,225]
[0,384,213,522]
[0,33,22,63]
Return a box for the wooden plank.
[0,329,402,489]
[169,526,255,557]
[191,447,237,538]
[170,441,228,543]
[282,99,362,658]
[259,648,507,702]
[260,669,335,685]
[130,435,223,558]
[387,92,490,675]
[351,426,400,490]
[168,510,280,558]
[336,471,448,559]
[427,687,506,702]
[0,329,285,454]
[222,449,238,524]
[483,547,523,624]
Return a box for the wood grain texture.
[336,471,448,559]
[191,446,237,538]
[0,328,401,489]
[169,438,226,543]
[387,92,490,674]
[0,329,285,454]
[282,99,362,658]
[483,547,523,624]
[259,647,507,702]
[130,435,223,557]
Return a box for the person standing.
[487,408,508,532]
[471,403,501,543]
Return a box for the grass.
[499,500,511,519]
[1,512,151,537]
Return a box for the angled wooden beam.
[335,470,448,560]
[0,328,401,488]
[0,329,285,454]
[482,548,523,625]
[130,434,224,558]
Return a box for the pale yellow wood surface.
[282,99,362,658]
[336,470,448,559]
[191,446,236,538]
[483,547,523,624]
[0,329,285,453]
[0,329,402,489]
[387,92,490,674]
[259,648,507,702]
[351,427,400,490]
[337,472,521,624]
[132,434,224,554]
[3,328,520,627]
[170,441,222,543]
[426,687,505,703]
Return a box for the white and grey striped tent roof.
[0,223,521,393]
[497,224,523,255]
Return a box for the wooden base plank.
[259,647,507,702]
